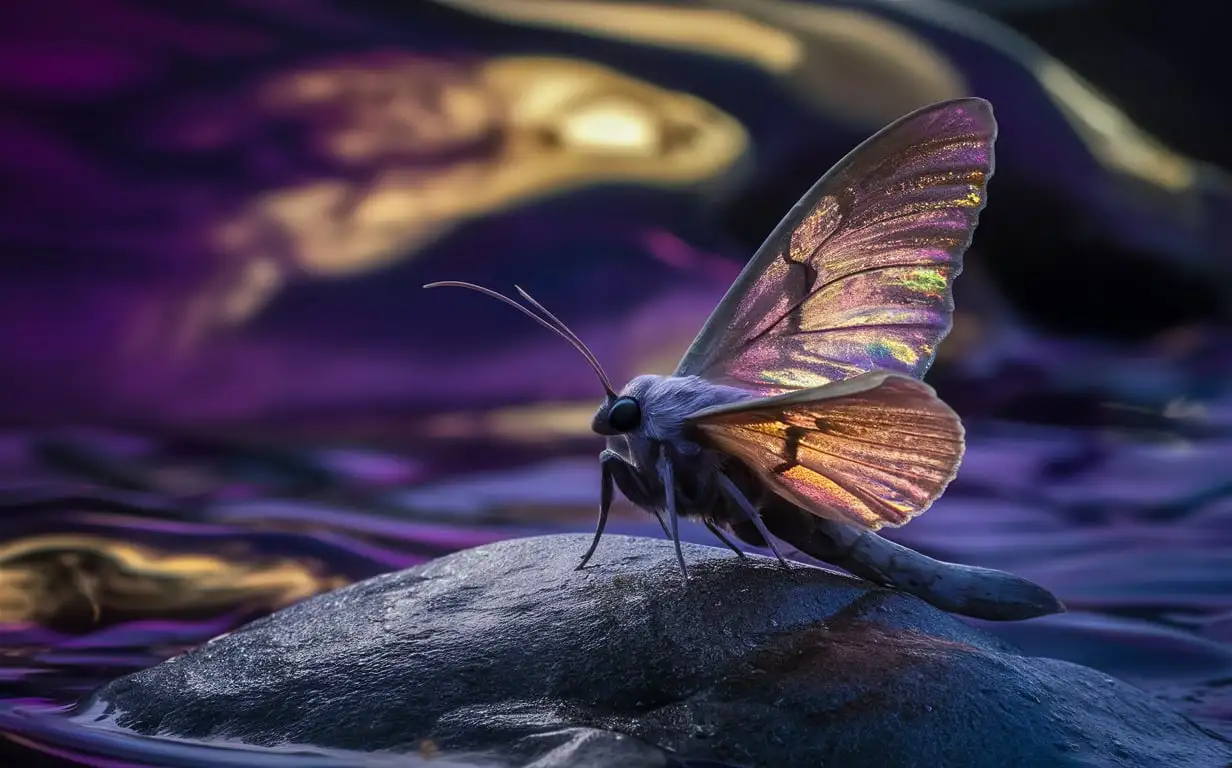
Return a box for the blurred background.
[1,0,1230,765]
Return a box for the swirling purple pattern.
[1,0,1231,766]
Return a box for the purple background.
[0,0,1230,765]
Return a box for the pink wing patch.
[676,98,996,396]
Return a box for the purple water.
[0,393,1230,766]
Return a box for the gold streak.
[0,535,344,625]
[170,53,747,346]
[429,0,803,72]
[425,401,599,441]
[435,0,969,127]
[208,53,746,309]
[1037,60,1195,191]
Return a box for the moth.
[428,98,1063,622]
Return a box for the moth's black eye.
[608,397,642,433]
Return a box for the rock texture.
[79,534,1232,768]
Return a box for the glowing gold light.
[229,55,747,277]
[560,100,657,155]
[429,0,967,126]
[188,52,747,340]
[219,256,283,324]
[0,535,345,626]
[1037,61,1195,191]
[425,401,599,441]
[429,0,804,72]
[482,56,748,183]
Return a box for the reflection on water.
[0,535,344,629]
[1,393,1231,765]
[2,702,495,768]
[0,438,517,765]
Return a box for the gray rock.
[78,534,1232,768]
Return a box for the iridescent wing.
[674,98,996,395]
[688,372,965,529]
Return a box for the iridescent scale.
[679,99,995,529]
[676,99,995,396]
[692,373,966,530]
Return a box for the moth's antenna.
[512,285,611,390]
[424,281,617,397]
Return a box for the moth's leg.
[602,449,669,536]
[715,473,791,569]
[657,445,689,579]
[652,510,672,539]
[577,450,618,570]
[704,520,747,559]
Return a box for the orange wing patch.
[690,372,965,529]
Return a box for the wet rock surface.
[80,534,1232,768]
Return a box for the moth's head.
[592,393,642,437]
[591,376,658,436]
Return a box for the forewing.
[675,98,996,395]
[689,372,965,530]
